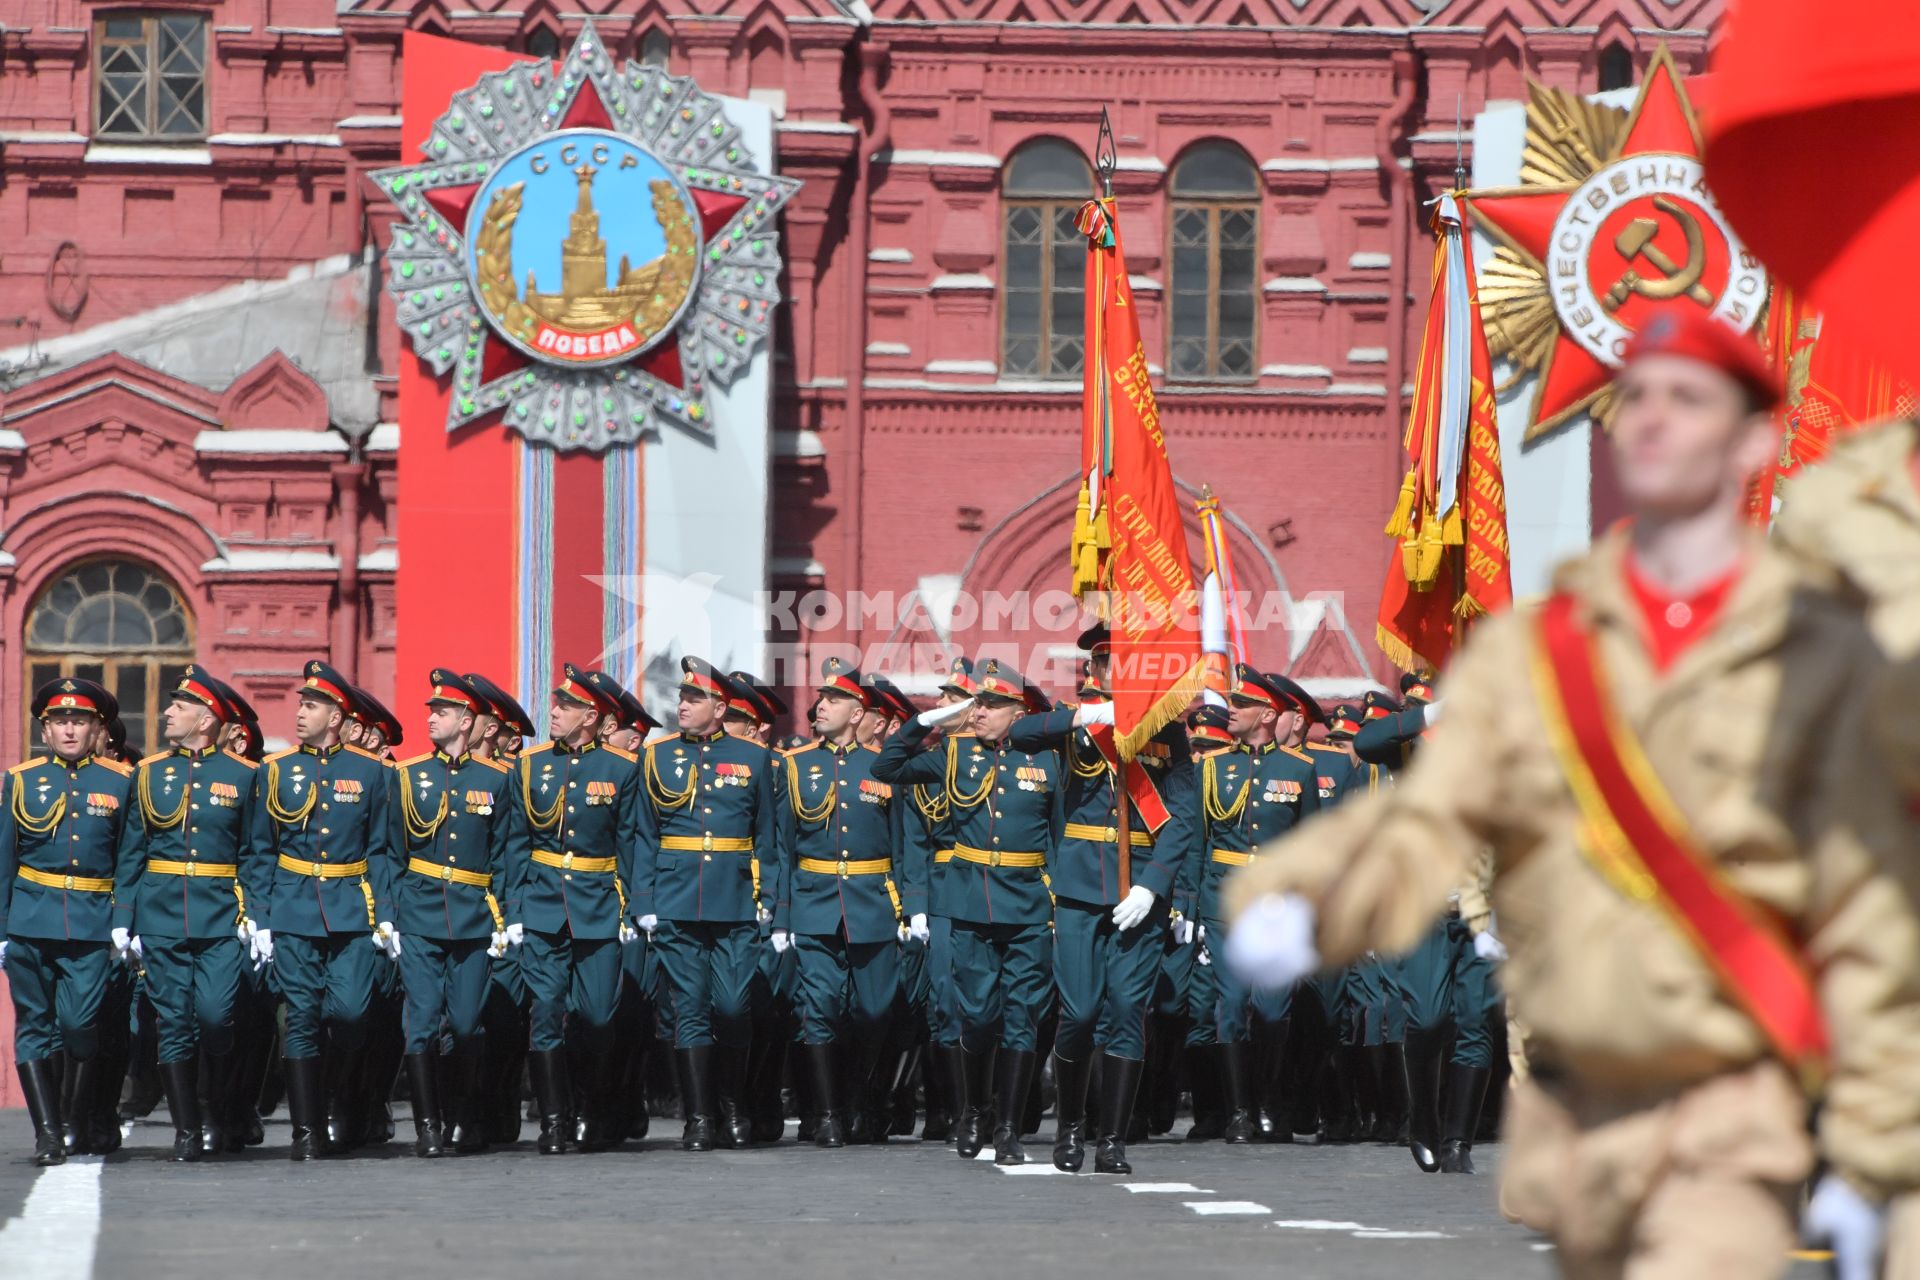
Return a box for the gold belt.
[798,857,892,877]
[17,866,113,893]
[147,860,238,878]
[1209,849,1257,867]
[277,855,370,879]
[531,849,616,874]
[407,857,493,888]
[952,844,1046,870]
[934,849,955,864]
[1062,822,1152,848]
[660,835,754,853]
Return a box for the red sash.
[1531,593,1828,1078]
[1084,725,1172,835]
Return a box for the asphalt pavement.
[0,1111,1835,1279]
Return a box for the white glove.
[907,912,931,944]
[1804,1174,1886,1280]
[250,928,274,968]
[1111,884,1155,931]
[1422,700,1443,727]
[916,698,973,728]
[1172,916,1196,945]
[619,919,638,945]
[488,930,508,959]
[1073,700,1116,727]
[0,940,7,969]
[637,913,658,936]
[372,922,401,960]
[1473,930,1508,962]
[129,935,144,964]
[237,918,255,944]
[770,928,790,955]
[504,922,525,947]
[111,927,132,960]
[1223,893,1321,989]
[756,904,772,926]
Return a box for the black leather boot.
[450,1046,489,1154]
[323,1048,362,1152]
[528,1048,571,1155]
[89,1045,128,1155]
[1185,1044,1224,1141]
[805,1042,845,1149]
[1095,1053,1145,1174]
[1402,1026,1444,1172]
[677,1046,716,1152]
[1050,1054,1090,1172]
[197,1053,233,1157]
[1369,1043,1408,1143]
[60,1056,94,1155]
[404,1053,447,1158]
[992,1049,1037,1166]
[937,1044,967,1145]
[1438,1062,1492,1174]
[1221,1042,1256,1145]
[922,1046,953,1141]
[159,1059,203,1163]
[889,1045,922,1137]
[714,1046,753,1149]
[1254,1018,1292,1144]
[955,1046,993,1160]
[284,1056,328,1161]
[18,1058,67,1167]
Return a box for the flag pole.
[1093,105,1132,899]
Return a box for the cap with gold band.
[1229,663,1325,726]
[555,661,620,715]
[816,656,866,706]
[1325,704,1364,740]
[866,674,918,723]
[939,656,978,700]
[1190,703,1232,746]
[615,684,662,734]
[679,655,733,701]
[466,671,535,737]
[1362,688,1401,720]
[730,670,786,727]
[973,657,1029,706]
[1398,672,1435,705]
[171,664,228,720]
[32,676,113,719]
[351,685,404,747]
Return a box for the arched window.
[1598,42,1635,92]
[25,559,195,757]
[1169,142,1259,380]
[641,29,672,69]
[1001,139,1093,379]
[521,26,562,58]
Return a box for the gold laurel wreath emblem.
[474,178,701,353]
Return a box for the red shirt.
[1623,555,1743,673]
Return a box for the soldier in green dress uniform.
[2,678,136,1166]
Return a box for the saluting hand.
[917,698,973,729]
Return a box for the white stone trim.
[777,119,859,134]
[1348,252,1391,270]
[1128,274,1161,293]
[195,430,349,454]
[336,115,403,130]
[878,149,1001,168]
[1260,364,1332,379]
[1264,277,1327,294]
[1346,347,1388,365]
[202,550,340,573]
[923,359,996,375]
[85,143,213,166]
[1261,157,1379,173]
[774,429,825,459]
[209,133,342,148]
[868,248,912,263]
[1114,156,1165,173]
[0,430,26,450]
[364,423,400,454]
[866,341,910,356]
[0,131,87,145]
[357,548,397,572]
[771,556,827,577]
[930,273,994,291]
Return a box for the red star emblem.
[1468,45,1768,438]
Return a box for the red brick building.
[0,0,1722,760]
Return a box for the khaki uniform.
[1225,529,1920,1278]
[1775,416,1920,1280]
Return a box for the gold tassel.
[1454,591,1487,620]
[1070,482,1097,597]
[1440,501,1465,546]
[1410,521,1446,588]
[1383,469,1418,538]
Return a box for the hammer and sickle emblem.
[1604,195,1713,312]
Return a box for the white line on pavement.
[1186,1201,1270,1216]
[1353,1230,1453,1240]
[1121,1183,1210,1194]
[996,1164,1067,1175]
[1273,1220,1372,1231]
[0,1159,104,1280]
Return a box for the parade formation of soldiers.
[0,619,1502,1180]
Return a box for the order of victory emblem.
[372,22,800,449]
[1468,45,1768,441]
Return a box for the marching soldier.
[873,659,1058,1165]
[1192,666,1320,1146]
[253,660,401,1161]
[2,678,136,1166]
[116,667,263,1161]
[1225,308,1920,1278]
[1167,705,1231,1141]
[632,658,779,1151]
[390,670,529,1157]
[1007,628,1196,1175]
[776,658,911,1148]
[727,670,797,1144]
[507,664,641,1154]
[462,672,537,1147]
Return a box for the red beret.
[1622,306,1778,411]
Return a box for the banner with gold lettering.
[1379,194,1513,675]
[1073,197,1204,759]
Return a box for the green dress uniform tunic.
[116,745,263,1064]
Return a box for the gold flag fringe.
[1115,656,1207,762]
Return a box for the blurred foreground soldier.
[3,679,135,1166]
[874,661,1059,1166]
[118,668,261,1161]
[258,661,400,1161]
[1225,307,1920,1280]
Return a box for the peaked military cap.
[426,669,484,712]
[1362,688,1403,719]
[612,683,662,734]
[299,659,355,710]
[1325,703,1364,740]
[973,657,1030,706]
[815,656,866,705]
[939,656,979,700]
[1399,672,1435,705]
[729,671,786,727]
[202,672,254,726]
[33,676,112,719]
[465,672,535,737]
[351,685,404,747]
[171,664,228,719]
[679,655,734,701]
[1075,623,1112,658]
[865,674,918,723]
[1190,703,1233,746]
[1230,664,1325,726]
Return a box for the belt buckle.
[561,852,574,870]
[1103,826,1117,843]
[442,866,455,882]
[990,849,1002,869]
[702,832,714,852]
[836,859,848,877]
[1247,852,1259,866]
[63,875,74,890]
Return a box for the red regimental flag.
[1074,197,1204,760]
[1378,196,1512,675]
